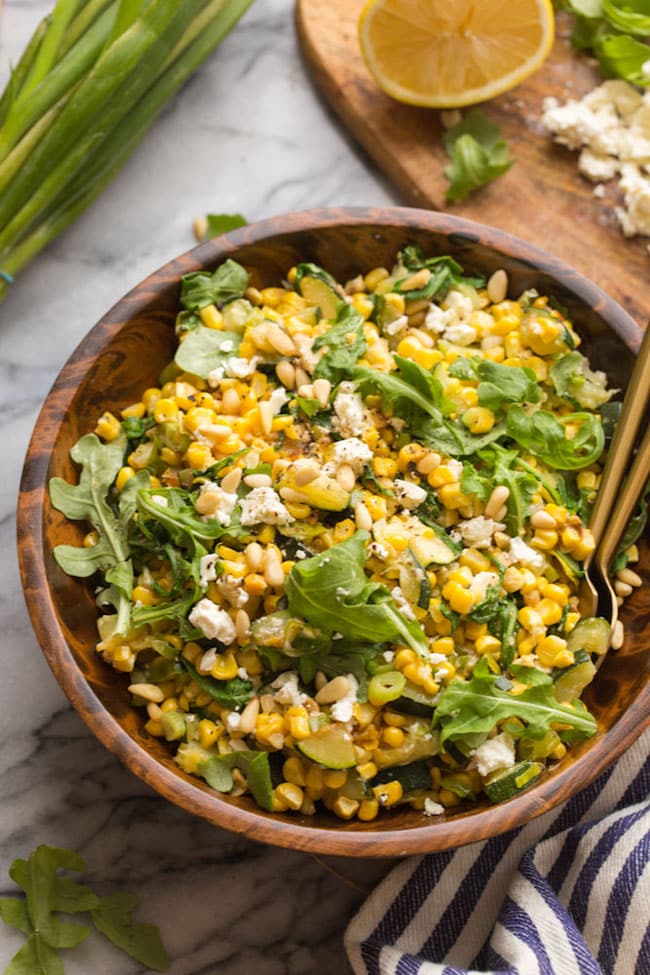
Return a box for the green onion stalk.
[0,0,255,301]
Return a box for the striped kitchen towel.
[346,728,650,975]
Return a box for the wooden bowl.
[18,207,650,856]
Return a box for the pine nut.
[493,531,510,549]
[487,269,508,304]
[416,452,441,475]
[235,609,251,642]
[263,550,285,588]
[245,286,264,306]
[245,450,260,468]
[616,595,624,607]
[614,580,633,598]
[195,492,218,515]
[408,311,427,327]
[345,275,365,294]
[147,702,162,720]
[312,378,332,407]
[297,383,314,399]
[244,473,273,488]
[616,567,642,587]
[611,619,624,650]
[222,388,241,415]
[336,464,356,492]
[220,467,242,493]
[485,485,510,518]
[294,366,310,387]
[276,360,296,389]
[259,400,273,435]
[293,460,320,486]
[314,671,327,691]
[238,696,260,734]
[315,675,350,704]
[408,327,434,348]
[193,216,208,241]
[200,423,232,442]
[401,269,431,292]
[493,505,508,522]
[128,682,165,703]
[266,324,296,356]
[245,542,264,571]
[260,693,276,713]
[531,509,556,529]
[355,501,372,531]
[404,297,430,315]
[279,485,310,503]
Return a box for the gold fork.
[579,323,650,625]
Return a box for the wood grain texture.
[17,208,649,856]
[296,3,650,327]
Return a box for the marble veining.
[0,1,397,971]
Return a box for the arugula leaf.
[550,351,614,409]
[174,326,241,380]
[602,0,650,35]
[3,937,64,975]
[198,750,274,810]
[460,462,492,501]
[313,304,367,383]
[436,658,598,748]
[202,213,247,239]
[506,405,605,470]
[477,361,541,412]
[398,246,486,293]
[180,659,254,709]
[443,110,513,202]
[121,415,155,441]
[0,899,31,936]
[597,31,650,84]
[90,894,169,971]
[180,258,249,311]
[285,531,429,656]
[136,487,232,550]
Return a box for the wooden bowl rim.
[17,206,650,856]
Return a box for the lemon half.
[359,0,555,108]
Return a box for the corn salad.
[52,247,639,821]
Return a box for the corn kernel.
[429,465,457,487]
[382,726,405,748]
[372,780,403,807]
[283,757,306,786]
[459,548,491,573]
[184,442,213,470]
[153,398,179,424]
[95,411,121,441]
[198,719,219,749]
[200,304,223,329]
[537,635,573,669]
[210,652,239,680]
[475,634,501,656]
[275,782,304,811]
[442,581,475,615]
[537,598,564,626]
[532,529,559,551]
[462,406,494,434]
[357,761,379,780]
[332,796,360,820]
[358,799,380,821]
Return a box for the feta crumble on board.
[188,598,236,645]
[542,81,650,237]
[240,486,294,526]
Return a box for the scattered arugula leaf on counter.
[174,325,242,379]
[0,845,169,973]
[180,258,249,311]
[436,658,598,749]
[285,530,430,657]
[201,213,247,239]
[443,110,514,203]
[313,304,367,383]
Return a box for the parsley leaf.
[443,110,514,203]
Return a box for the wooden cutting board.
[296,3,649,328]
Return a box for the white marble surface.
[0,2,398,971]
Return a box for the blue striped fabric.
[346,729,650,975]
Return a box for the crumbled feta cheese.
[325,437,373,475]
[447,459,464,479]
[593,184,606,199]
[424,303,456,333]
[197,482,237,526]
[444,289,474,321]
[207,366,225,387]
[216,574,249,608]
[391,586,416,620]
[368,541,389,561]
[456,516,505,549]
[471,733,516,777]
[271,671,307,707]
[237,667,249,680]
[198,648,217,674]
[226,711,241,733]
[509,536,545,570]
[151,494,169,507]
[219,340,235,353]
[199,553,218,588]
[268,387,289,415]
[385,314,409,336]
[393,478,427,509]
[470,571,499,602]
[445,322,478,346]
[383,650,395,663]
[428,652,448,665]
[225,356,259,378]
[423,798,445,817]
[542,81,650,236]
[332,383,371,437]
[188,598,236,644]
[330,674,359,724]
[240,486,294,526]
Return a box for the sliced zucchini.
[553,655,596,703]
[409,534,456,567]
[392,680,438,717]
[374,725,440,769]
[484,761,544,803]
[400,553,431,609]
[371,759,432,794]
[297,725,356,769]
[277,472,350,512]
[294,263,341,320]
[566,617,610,656]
